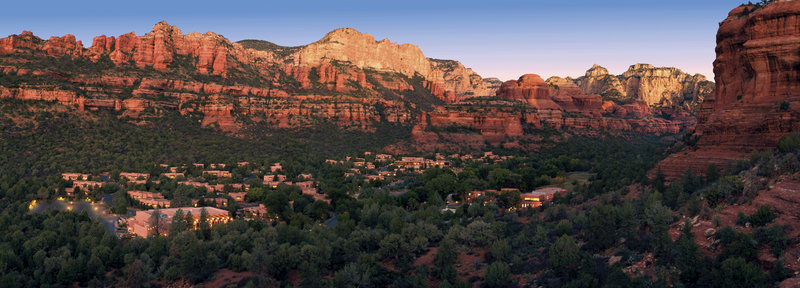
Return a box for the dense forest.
[0,98,794,287]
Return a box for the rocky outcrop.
[497,74,560,110]
[0,22,698,150]
[289,28,497,100]
[43,35,83,57]
[0,31,39,54]
[655,0,800,180]
[620,64,713,108]
[410,69,697,149]
[104,22,231,75]
[571,64,714,109]
[575,65,626,98]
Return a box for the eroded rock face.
[497,74,560,110]
[408,67,696,149]
[572,64,713,109]
[655,1,800,180]
[290,28,497,100]
[0,22,699,150]
[0,31,39,54]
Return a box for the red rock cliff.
[656,0,800,179]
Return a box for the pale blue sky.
[0,0,745,80]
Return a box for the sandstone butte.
[654,0,800,180]
[0,21,708,146]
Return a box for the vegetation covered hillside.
[1,96,790,287]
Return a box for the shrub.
[753,225,788,257]
[705,176,743,207]
[777,133,800,153]
[778,101,790,111]
[484,261,511,287]
[748,205,776,227]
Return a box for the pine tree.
[198,208,211,239]
[184,211,194,230]
[549,234,579,273]
[676,219,700,284]
[169,209,187,236]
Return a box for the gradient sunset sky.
[1,0,746,80]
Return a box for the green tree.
[86,253,105,279]
[711,257,767,288]
[434,238,458,282]
[484,261,511,288]
[488,168,514,189]
[198,208,210,239]
[706,164,720,183]
[587,204,616,250]
[264,189,290,219]
[778,133,800,153]
[749,205,776,227]
[169,209,187,236]
[490,240,511,262]
[549,234,579,272]
[184,211,194,230]
[676,220,701,284]
[112,191,128,214]
[122,259,152,288]
[379,233,408,261]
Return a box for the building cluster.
[519,187,568,208]
[463,187,568,209]
[263,169,327,203]
[327,151,514,183]
[62,150,547,238]
[126,207,231,237]
[60,173,105,198]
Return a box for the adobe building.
[203,170,232,178]
[127,190,171,208]
[127,207,231,237]
[520,187,568,208]
[120,172,150,181]
[62,173,90,181]
[162,172,185,179]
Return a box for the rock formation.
[655,0,800,180]
[570,64,714,110]
[0,22,699,150]
[286,28,497,100]
[497,74,560,110]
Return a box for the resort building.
[203,170,232,178]
[242,204,268,219]
[162,172,185,179]
[120,172,149,181]
[62,173,90,181]
[73,180,104,191]
[520,187,568,208]
[228,192,246,203]
[127,207,231,237]
[127,190,171,208]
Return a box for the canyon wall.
[288,28,497,100]
[0,22,706,150]
[655,0,800,179]
[569,64,714,109]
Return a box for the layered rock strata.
[655,1,800,179]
